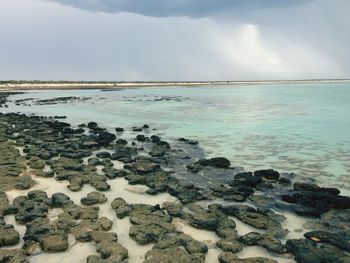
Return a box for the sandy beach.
[1,79,350,91]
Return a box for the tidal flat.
[1,85,350,263]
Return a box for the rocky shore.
[0,92,350,263]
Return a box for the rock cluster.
[0,105,350,263]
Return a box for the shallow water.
[4,84,348,262]
[4,83,350,194]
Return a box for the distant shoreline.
[1,79,350,91]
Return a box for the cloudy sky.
[0,0,349,81]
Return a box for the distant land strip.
[1,79,350,91]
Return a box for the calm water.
[4,82,350,194]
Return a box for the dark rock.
[87,122,98,129]
[196,157,231,168]
[136,134,147,142]
[239,232,286,254]
[254,169,280,180]
[304,230,350,252]
[51,193,72,207]
[178,138,198,145]
[281,182,350,217]
[96,151,111,158]
[151,135,161,143]
[230,172,262,187]
[221,205,286,238]
[286,238,350,263]
[96,131,116,146]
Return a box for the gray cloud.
[43,0,310,17]
[0,0,349,81]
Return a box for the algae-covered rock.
[0,225,20,247]
[144,247,204,263]
[81,192,107,206]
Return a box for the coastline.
[1,79,350,91]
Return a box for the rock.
[144,247,203,263]
[128,160,160,173]
[154,233,208,254]
[87,122,98,129]
[28,157,45,169]
[111,198,131,218]
[188,211,219,231]
[51,193,72,207]
[13,191,49,224]
[178,138,198,145]
[0,249,28,263]
[115,127,124,132]
[196,157,231,168]
[89,231,128,263]
[281,182,350,217]
[217,239,243,253]
[221,205,286,238]
[151,135,161,143]
[239,232,286,254]
[0,225,20,247]
[91,181,110,192]
[304,230,350,252]
[219,252,278,263]
[230,172,262,187]
[286,238,350,263]
[41,234,69,252]
[116,139,128,145]
[96,152,111,158]
[98,217,113,231]
[81,192,107,206]
[294,183,340,195]
[136,135,147,142]
[96,131,116,146]
[15,176,35,190]
[254,169,280,180]
[127,203,174,244]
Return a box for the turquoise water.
[4,82,350,193]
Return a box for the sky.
[0,0,349,81]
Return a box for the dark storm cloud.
[44,0,310,17]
